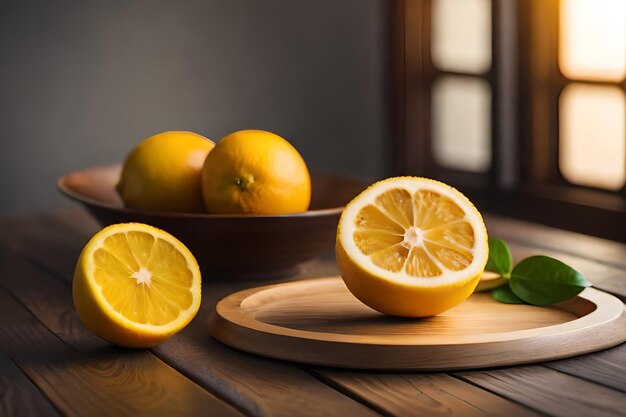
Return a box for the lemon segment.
[336,177,488,317]
[73,223,202,347]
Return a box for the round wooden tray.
[208,277,626,371]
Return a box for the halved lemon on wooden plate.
[73,223,202,347]
[336,177,488,317]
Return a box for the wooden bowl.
[58,165,365,280]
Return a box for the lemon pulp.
[353,188,476,277]
[73,223,201,347]
[92,231,195,325]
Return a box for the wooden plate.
[209,277,626,371]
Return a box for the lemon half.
[73,223,202,347]
[336,177,488,317]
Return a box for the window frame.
[392,0,626,242]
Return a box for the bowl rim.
[57,165,351,220]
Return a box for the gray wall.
[0,0,390,214]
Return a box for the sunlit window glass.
[559,0,626,81]
[431,0,492,74]
[559,84,626,190]
[432,76,491,172]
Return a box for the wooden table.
[1,209,625,417]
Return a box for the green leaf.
[486,238,513,277]
[492,285,526,304]
[509,255,592,306]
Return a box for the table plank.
[544,343,626,393]
[0,286,243,417]
[48,207,101,235]
[485,215,626,270]
[0,348,62,417]
[0,214,86,279]
[0,213,381,417]
[310,370,541,417]
[456,367,626,417]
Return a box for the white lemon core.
[403,226,423,247]
[131,266,152,286]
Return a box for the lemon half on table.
[336,177,488,317]
[73,223,202,348]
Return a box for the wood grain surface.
[0,286,243,417]
[0,247,244,417]
[0,213,380,417]
[0,348,61,417]
[311,370,542,417]
[209,277,626,370]
[150,282,381,417]
[484,214,626,270]
[545,342,626,392]
[2,209,626,417]
[457,367,626,417]
[245,283,578,336]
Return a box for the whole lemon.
[201,130,311,214]
[117,131,214,213]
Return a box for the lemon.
[201,130,311,215]
[117,131,215,213]
[73,223,202,348]
[336,177,488,317]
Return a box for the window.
[393,0,626,242]
[558,0,626,190]
[430,0,492,173]
[559,84,625,190]
[432,76,491,172]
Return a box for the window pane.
[560,0,626,81]
[560,84,626,190]
[432,76,491,172]
[432,0,492,74]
